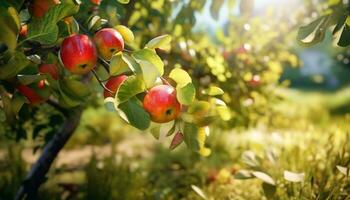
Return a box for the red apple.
[30,0,60,18]
[94,28,124,60]
[90,0,102,5]
[60,34,97,74]
[39,64,59,80]
[19,24,28,37]
[143,85,182,123]
[37,79,46,89]
[103,75,127,98]
[17,85,45,105]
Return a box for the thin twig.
[123,48,133,53]
[160,77,171,86]
[97,57,110,73]
[91,69,113,94]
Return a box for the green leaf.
[211,98,231,121]
[336,165,350,176]
[191,185,207,200]
[58,90,82,107]
[176,83,195,105]
[183,123,210,156]
[11,93,25,115]
[115,25,134,44]
[283,171,305,182]
[133,48,164,76]
[87,15,107,31]
[338,24,350,47]
[252,171,275,185]
[160,120,175,138]
[117,0,130,4]
[197,126,211,156]
[104,97,117,112]
[0,52,30,80]
[118,97,150,130]
[116,75,146,104]
[150,124,161,139]
[205,86,224,96]
[145,34,172,50]
[169,68,191,87]
[234,170,254,180]
[17,74,46,85]
[110,52,130,76]
[217,106,231,121]
[0,7,20,51]
[297,16,327,46]
[27,55,41,64]
[188,101,211,115]
[139,60,161,88]
[27,2,79,44]
[183,122,200,151]
[122,53,142,74]
[60,78,91,101]
[242,151,260,167]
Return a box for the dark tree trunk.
[15,108,83,200]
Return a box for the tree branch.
[15,108,83,200]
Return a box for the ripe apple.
[103,75,127,98]
[17,84,45,105]
[30,0,60,18]
[90,0,102,5]
[143,85,182,123]
[94,28,124,60]
[37,79,46,89]
[60,34,97,74]
[39,64,59,80]
[19,24,28,37]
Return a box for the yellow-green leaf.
[169,68,191,87]
[176,82,195,105]
[145,34,172,50]
[115,25,134,44]
[116,75,146,104]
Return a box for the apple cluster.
[15,0,183,125]
[59,27,182,123]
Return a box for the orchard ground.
[1,86,349,199]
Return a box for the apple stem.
[91,69,114,93]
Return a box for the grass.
[1,87,350,199]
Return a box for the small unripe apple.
[143,85,182,123]
[60,34,97,74]
[19,25,28,37]
[103,75,127,98]
[17,85,45,105]
[30,0,60,18]
[94,28,124,60]
[39,64,59,80]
